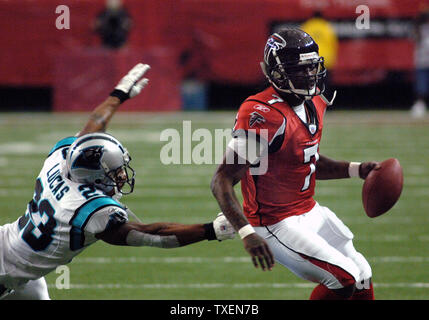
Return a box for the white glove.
[111,63,150,102]
[213,212,236,241]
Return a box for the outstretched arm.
[95,213,235,248]
[316,154,380,180]
[77,63,150,137]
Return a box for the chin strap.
[320,90,337,106]
[112,187,123,201]
[261,62,316,100]
[271,81,314,101]
[260,61,325,101]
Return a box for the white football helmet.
[66,133,135,196]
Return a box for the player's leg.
[316,205,374,300]
[343,243,374,300]
[0,228,16,300]
[255,213,360,299]
[4,277,50,300]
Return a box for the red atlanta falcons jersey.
[232,86,328,226]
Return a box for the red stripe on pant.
[299,253,356,287]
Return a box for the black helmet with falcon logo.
[261,28,327,100]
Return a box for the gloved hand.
[110,63,150,103]
[212,212,236,241]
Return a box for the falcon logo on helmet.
[264,33,287,65]
[261,28,327,100]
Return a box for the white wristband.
[238,224,256,239]
[348,162,361,178]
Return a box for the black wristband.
[203,223,217,241]
[110,89,129,103]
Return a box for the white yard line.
[0,142,52,155]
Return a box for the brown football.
[362,158,403,218]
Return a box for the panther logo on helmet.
[71,146,104,170]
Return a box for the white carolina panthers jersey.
[0,137,128,289]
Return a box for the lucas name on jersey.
[46,163,70,201]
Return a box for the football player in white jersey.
[0,63,235,300]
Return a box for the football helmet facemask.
[261,28,327,100]
[66,133,135,196]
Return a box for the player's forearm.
[109,221,213,248]
[77,63,150,136]
[98,222,211,248]
[78,96,121,137]
[98,212,235,247]
[211,171,249,231]
[316,154,350,180]
[129,222,208,247]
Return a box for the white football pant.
[3,277,50,300]
[255,203,372,289]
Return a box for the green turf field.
[0,110,428,300]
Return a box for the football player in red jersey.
[211,28,379,300]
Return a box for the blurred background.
[1,0,429,300]
[0,0,428,115]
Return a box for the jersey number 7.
[301,144,319,191]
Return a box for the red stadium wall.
[0,0,426,111]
